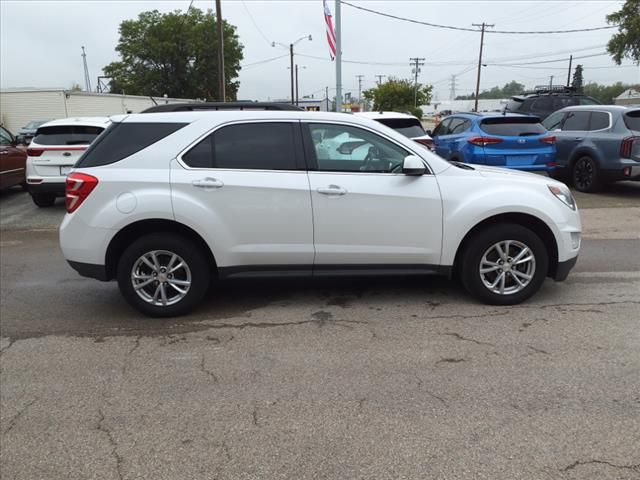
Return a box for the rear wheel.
[572,155,601,193]
[117,233,210,317]
[460,224,548,305]
[31,193,56,207]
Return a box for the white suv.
[59,111,581,317]
[26,117,110,207]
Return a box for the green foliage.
[455,81,525,100]
[607,0,640,64]
[69,82,83,92]
[363,78,433,115]
[103,8,243,100]
[583,81,640,104]
[571,65,584,93]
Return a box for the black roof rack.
[524,85,578,95]
[141,102,304,113]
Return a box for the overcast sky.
[1,0,639,102]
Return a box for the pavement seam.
[2,397,37,436]
[560,459,640,473]
[97,408,124,480]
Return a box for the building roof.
[615,89,640,100]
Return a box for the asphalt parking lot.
[1,184,639,480]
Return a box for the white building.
[614,88,640,106]
[0,89,195,132]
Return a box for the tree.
[455,81,525,100]
[571,65,584,93]
[363,78,433,118]
[607,0,640,64]
[69,82,83,92]
[583,81,640,104]
[103,8,243,100]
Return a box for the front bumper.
[553,255,578,281]
[67,260,109,281]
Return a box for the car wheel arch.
[569,147,602,170]
[452,212,559,279]
[105,219,217,281]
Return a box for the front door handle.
[317,185,347,196]
[192,177,224,189]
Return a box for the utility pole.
[449,74,458,100]
[215,0,226,102]
[375,74,386,86]
[472,22,494,112]
[567,55,573,87]
[325,86,329,111]
[81,46,91,92]
[295,65,299,105]
[335,0,342,112]
[356,74,364,109]
[549,75,554,90]
[409,57,425,107]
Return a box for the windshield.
[375,118,425,138]
[33,125,105,145]
[624,110,640,131]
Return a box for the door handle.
[317,185,347,196]
[192,177,224,189]
[573,137,584,141]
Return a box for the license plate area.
[60,166,72,176]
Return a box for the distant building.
[421,99,509,116]
[273,98,328,111]
[0,89,195,132]
[614,88,640,106]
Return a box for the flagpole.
[334,0,342,112]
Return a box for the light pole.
[273,35,312,104]
[287,65,307,106]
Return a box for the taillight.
[539,136,556,144]
[467,136,503,147]
[65,173,98,213]
[620,136,639,158]
[27,148,44,157]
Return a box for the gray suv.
[542,105,640,192]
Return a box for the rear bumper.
[601,164,640,182]
[27,181,65,196]
[67,260,109,281]
[553,255,578,281]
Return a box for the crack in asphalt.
[252,407,259,426]
[414,374,448,407]
[424,311,510,321]
[206,317,368,331]
[435,357,466,366]
[0,338,16,356]
[97,408,124,480]
[519,301,640,311]
[528,345,550,355]
[440,332,496,347]
[199,354,219,383]
[2,397,37,436]
[561,459,640,472]
[121,336,142,376]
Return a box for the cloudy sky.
[1,0,639,102]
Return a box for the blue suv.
[429,113,557,172]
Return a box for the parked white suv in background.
[26,117,110,206]
[59,111,581,317]
[355,111,434,150]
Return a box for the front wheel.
[117,233,211,317]
[460,224,548,305]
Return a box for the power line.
[241,54,289,68]
[340,1,617,34]
[490,52,608,67]
[240,0,273,46]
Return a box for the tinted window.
[589,112,610,131]
[450,119,471,134]
[432,118,451,136]
[562,111,590,131]
[542,111,564,131]
[33,125,104,146]
[579,97,599,106]
[623,110,640,131]
[375,118,425,138]
[555,97,579,110]
[0,127,12,145]
[530,97,553,114]
[76,122,186,168]
[309,123,409,173]
[480,118,546,136]
[182,122,297,170]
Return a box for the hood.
[474,164,564,187]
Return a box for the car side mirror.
[402,155,426,176]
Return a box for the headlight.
[548,184,576,210]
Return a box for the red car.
[0,126,27,190]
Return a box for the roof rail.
[525,85,577,95]
[141,102,304,113]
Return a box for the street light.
[273,34,312,104]
[287,65,307,106]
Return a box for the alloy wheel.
[479,240,536,295]
[130,250,192,306]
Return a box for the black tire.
[572,155,601,193]
[31,193,56,207]
[20,181,28,192]
[117,233,211,317]
[460,224,548,305]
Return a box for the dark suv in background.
[505,86,600,120]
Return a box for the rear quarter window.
[479,118,546,136]
[623,110,640,131]
[75,122,186,167]
[33,125,104,146]
[506,98,524,112]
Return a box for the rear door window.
[623,110,640,131]
[33,125,104,146]
[529,97,553,115]
[75,122,186,167]
[375,118,425,138]
[562,111,590,131]
[450,119,471,134]
[182,122,298,170]
[447,118,466,135]
[432,118,452,136]
[589,112,610,131]
[480,118,546,136]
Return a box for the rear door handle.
[192,177,224,189]
[317,185,347,196]
[573,137,584,141]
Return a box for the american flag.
[324,0,337,60]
